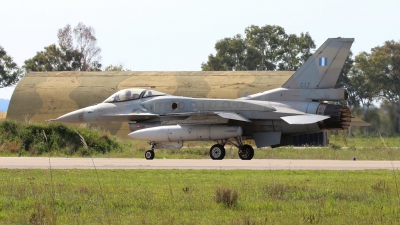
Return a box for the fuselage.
[55,94,349,140]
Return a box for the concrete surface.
[1,157,399,170]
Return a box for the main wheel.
[145,150,155,160]
[238,144,254,160]
[209,144,225,160]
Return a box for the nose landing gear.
[145,142,155,160]
[145,150,155,160]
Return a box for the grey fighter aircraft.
[53,38,357,160]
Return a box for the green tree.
[58,23,102,71]
[332,40,400,135]
[371,40,400,103]
[379,100,398,134]
[245,25,287,70]
[346,41,400,134]
[370,40,400,133]
[351,50,391,109]
[335,51,357,106]
[278,32,315,71]
[201,25,315,71]
[201,35,247,71]
[24,44,82,72]
[0,46,22,88]
[104,64,130,71]
[24,22,101,73]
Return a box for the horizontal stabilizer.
[216,112,251,122]
[281,114,330,125]
[350,118,371,126]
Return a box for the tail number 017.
[300,82,310,88]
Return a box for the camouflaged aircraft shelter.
[8,71,293,136]
[6,71,324,145]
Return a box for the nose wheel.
[145,150,155,160]
[145,142,156,160]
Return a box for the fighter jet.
[53,38,357,160]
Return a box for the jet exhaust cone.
[317,104,351,130]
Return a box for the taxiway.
[0,157,399,170]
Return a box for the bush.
[0,120,122,156]
[215,187,238,208]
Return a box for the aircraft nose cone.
[55,109,85,123]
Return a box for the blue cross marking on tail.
[319,57,328,66]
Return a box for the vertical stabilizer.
[281,38,354,89]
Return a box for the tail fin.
[281,38,354,89]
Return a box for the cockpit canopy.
[103,88,167,103]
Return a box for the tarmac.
[1,157,400,170]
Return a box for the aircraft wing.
[163,111,251,123]
[281,114,330,124]
[102,111,252,123]
[215,112,251,122]
[101,113,159,121]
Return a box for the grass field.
[2,120,400,160]
[98,134,400,161]
[4,136,400,161]
[1,123,400,224]
[1,169,400,224]
[7,134,398,161]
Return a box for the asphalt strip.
[1,157,400,170]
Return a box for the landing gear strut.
[145,142,155,160]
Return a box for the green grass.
[105,135,400,160]
[0,169,399,224]
[1,120,400,160]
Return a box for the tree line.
[201,25,315,71]
[1,23,399,135]
[0,22,127,89]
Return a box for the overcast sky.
[1,0,399,100]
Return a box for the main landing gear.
[144,138,254,160]
[209,144,225,160]
[209,138,254,160]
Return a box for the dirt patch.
[0,112,6,121]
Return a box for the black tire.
[209,144,225,160]
[238,144,254,160]
[145,150,155,160]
